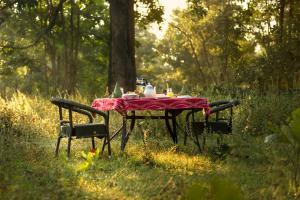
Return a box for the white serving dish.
[122,93,139,99]
[155,94,169,98]
[177,95,192,98]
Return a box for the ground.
[0,93,297,199]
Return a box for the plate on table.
[122,93,139,99]
[155,94,170,98]
[177,95,192,98]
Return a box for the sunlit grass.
[1,91,299,199]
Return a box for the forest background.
[1,0,300,199]
[1,0,299,97]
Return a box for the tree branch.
[169,22,206,83]
[0,0,18,12]
[1,0,67,50]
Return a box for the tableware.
[122,93,139,99]
[144,83,156,97]
[166,88,174,97]
[112,82,122,98]
[155,94,169,98]
[177,95,192,98]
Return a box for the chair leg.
[202,134,206,151]
[100,137,107,158]
[67,136,72,158]
[55,136,62,157]
[184,121,190,145]
[91,137,95,149]
[171,115,178,143]
[216,134,224,148]
[194,134,202,153]
[107,136,112,158]
[184,131,188,145]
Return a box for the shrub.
[234,93,300,136]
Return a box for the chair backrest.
[185,99,240,135]
[51,98,111,157]
[51,98,108,127]
[209,99,240,114]
[208,99,240,121]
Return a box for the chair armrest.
[72,107,94,123]
[209,100,230,107]
[51,98,108,123]
[209,100,240,114]
[185,100,240,122]
[185,109,203,124]
[231,99,240,106]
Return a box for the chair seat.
[184,99,239,152]
[191,122,205,135]
[191,121,231,135]
[52,98,111,158]
[207,121,231,134]
[74,123,107,138]
[60,123,107,138]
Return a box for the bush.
[233,93,300,136]
[0,92,56,138]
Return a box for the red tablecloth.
[92,97,209,113]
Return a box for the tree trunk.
[74,2,80,89]
[61,3,69,92]
[108,0,136,93]
[278,0,286,44]
[68,0,75,94]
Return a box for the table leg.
[165,111,177,144]
[121,115,127,151]
[184,111,192,145]
[120,111,136,151]
[184,109,197,145]
[172,114,178,143]
[129,111,136,132]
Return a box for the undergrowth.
[0,91,299,199]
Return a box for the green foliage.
[0,92,299,199]
[233,93,300,136]
[2,0,300,97]
[135,0,300,93]
[187,0,207,18]
[0,0,166,97]
[135,0,164,28]
[155,1,245,89]
[280,109,300,194]
[287,109,300,145]
[0,0,110,97]
[264,108,300,196]
[76,149,101,172]
[185,178,244,200]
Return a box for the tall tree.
[108,0,163,93]
[0,0,110,96]
[108,0,136,93]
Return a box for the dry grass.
[0,92,299,199]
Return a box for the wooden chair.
[185,100,240,152]
[51,98,111,158]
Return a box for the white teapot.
[144,83,156,97]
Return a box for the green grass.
[0,92,299,199]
